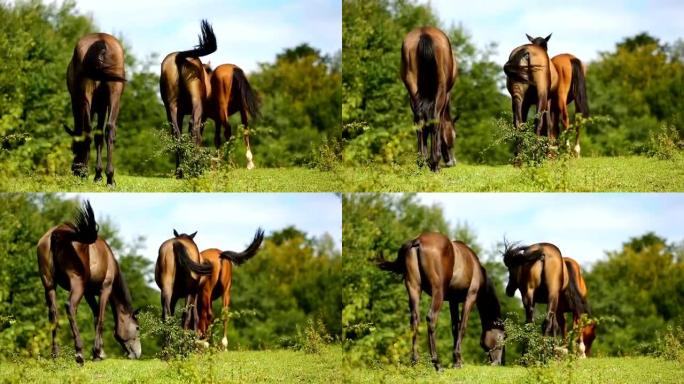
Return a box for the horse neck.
[477,275,503,331]
[109,269,133,318]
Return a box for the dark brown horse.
[155,229,214,329]
[160,20,217,177]
[203,63,260,169]
[506,34,590,156]
[401,27,458,171]
[557,257,595,357]
[196,228,264,345]
[378,232,505,371]
[65,33,126,185]
[502,241,587,339]
[37,201,140,364]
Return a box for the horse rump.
[564,261,589,315]
[570,58,589,117]
[376,239,420,275]
[81,40,126,82]
[174,242,213,275]
[219,228,265,265]
[231,67,261,119]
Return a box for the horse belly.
[448,262,471,291]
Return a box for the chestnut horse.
[203,63,260,169]
[502,241,588,339]
[160,20,217,177]
[401,27,458,171]
[155,229,213,329]
[196,228,265,346]
[377,232,505,371]
[64,33,126,185]
[557,257,595,357]
[37,201,140,364]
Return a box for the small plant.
[647,124,683,160]
[310,138,343,171]
[155,126,212,178]
[286,318,332,354]
[137,308,199,360]
[649,324,684,362]
[503,315,563,367]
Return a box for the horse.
[201,63,260,169]
[160,20,217,177]
[155,229,215,330]
[557,257,595,357]
[526,34,589,157]
[64,33,126,185]
[377,232,505,371]
[502,241,588,339]
[401,27,458,171]
[37,201,140,364]
[195,228,265,346]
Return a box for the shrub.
[137,308,198,360]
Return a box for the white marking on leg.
[246,149,255,170]
[574,144,581,157]
[579,340,586,358]
[221,337,228,348]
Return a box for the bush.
[503,315,564,367]
[646,124,683,160]
[155,127,212,178]
[137,308,198,360]
[285,318,332,354]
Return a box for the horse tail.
[174,242,213,275]
[570,58,589,117]
[564,261,589,315]
[232,67,261,119]
[70,200,99,244]
[376,239,418,275]
[219,228,265,265]
[82,41,126,82]
[416,33,438,123]
[176,19,217,59]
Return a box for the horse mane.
[66,200,99,244]
[477,266,504,330]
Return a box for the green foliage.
[502,316,563,367]
[651,324,684,362]
[646,124,684,160]
[137,310,198,360]
[286,318,333,354]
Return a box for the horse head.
[526,33,552,51]
[114,308,141,359]
[481,327,505,365]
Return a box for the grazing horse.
[203,63,260,169]
[401,27,458,171]
[502,241,588,339]
[37,201,140,364]
[557,257,595,357]
[160,20,217,177]
[505,34,590,156]
[196,228,265,345]
[155,229,214,329]
[377,232,505,371]
[65,33,126,185]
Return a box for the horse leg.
[406,283,421,365]
[175,109,186,178]
[535,91,549,137]
[190,97,203,146]
[65,278,86,364]
[93,106,106,182]
[45,288,60,358]
[571,311,587,358]
[182,293,194,330]
[428,85,447,171]
[440,119,455,167]
[104,83,122,186]
[221,283,232,349]
[545,292,560,337]
[214,119,222,149]
[522,289,535,324]
[448,300,460,368]
[426,289,444,371]
[454,291,477,368]
[239,108,255,170]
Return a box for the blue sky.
[63,193,341,262]
[416,193,684,268]
[421,0,684,66]
[65,0,341,72]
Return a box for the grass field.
[344,356,684,384]
[337,155,684,192]
[1,155,682,192]
[0,347,342,384]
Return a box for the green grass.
[344,356,684,384]
[0,346,342,384]
[337,154,684,192]
[0,167,342,192]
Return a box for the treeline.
[0,194,341,358]
[342,194,684,365]
[342,0,684,166]
[0,0,341,178]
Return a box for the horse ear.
[526,34,534,43]
[173,229,179,237]
[189,231,197,239]
[545,33,552,42]
[63,124,75,136]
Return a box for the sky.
[421,0,684,66]
[64,0,342,72]
[62,193,341,263]
[416,193,684,268]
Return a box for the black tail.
[376,239,418,275]
[174,242,213,275]
[176,19,217,59]
[232,67,261,119]
[564,262,589,315]
[70,200,99,244]
[570,58,589,117]
[416,33,438,123]
[81,41,126,82]
[220,228,265,265]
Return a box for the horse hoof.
[453,362,463,369]
[246,162,255,170]
[434,364,443,373]
[444,159,455,168]
[175,169,184,179]
[93,174,102,183]
[75,353,84,365]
